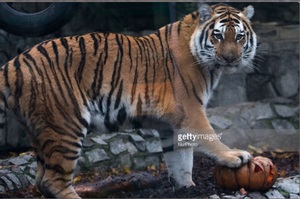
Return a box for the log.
[75,172,159,198]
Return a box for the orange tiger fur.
[0,3,256,198]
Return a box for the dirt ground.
[1,151,299,198]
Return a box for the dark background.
[8,2,297,35]
[66,3,298,34]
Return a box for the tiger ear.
[199,4,213,22]
[242,5,254,19]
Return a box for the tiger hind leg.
[35,127,82,198]
[163,147,195,188]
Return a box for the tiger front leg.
[180,107,252,168]
[163,147,195,189]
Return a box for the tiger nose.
[222,53,237,64]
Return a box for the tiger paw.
[169,176,196,189]
[217,150,252,168]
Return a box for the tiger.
[0,3,257,198]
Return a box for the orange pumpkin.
[214,156,278,191]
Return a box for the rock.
[26,176,35,186]
[0,185,5,193]
[110,139,127,155]
[125,142,138,155]
[248,191,267,199]
[99,133,117,141]
[275,71,299,97]
[130,134,146,151]
[240,103,275,121]
[273,40,298,52]
[277,176,300,194]
[91,136,108,145]
[138,129,160,138]
[8,154,34,166]
[85,149,109,164]
[130,134,145,142]
[134,141,146,152]
[146,139,163,153]
[289,194,300,199]
[6,174,22,189]
[82,137,95,148]
[221,195,237,199]
[0,176,14,191]
[264,189,285,199]
[208,115,233,129]
[209,194,220,199]
[246,74,278,101]
[209,73,247,107]
[279,25,299,39]
[271,119,295,131]
[119,154,132,168]
[274,105,298,117]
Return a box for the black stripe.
[125,36,133,71]
[103,33,110,64]
[163,25,175,94]
[189,77,203,105]
[169,51,190,96]
[91,52,103,99]
[90,33,99,56]
[47,123,79,140]
[130,39,141,104]
[131,62,138,104]
[45,164,73,175]
[60,38,73,89]
[143,36,156,97]
[168,23,173,37]
[142,39,150,104]
[22,58,38,118]
[199,21,214,49]
[52,41,59,66]
[96,53,104,100]
[3,64,9,91]
[63,155,80,161]
[77,37,86,83]
[114,80,123,109]
[149,36,158,96]
[114,34,123,88]
[177,20,182,35]
[117,106,127,125]
[13,57,23,107]
[156,30,168,103]
[210,70,214,90]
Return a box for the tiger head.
[190,3,257,73]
